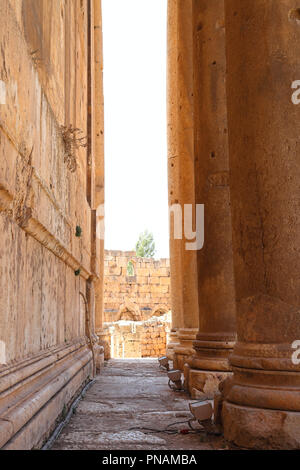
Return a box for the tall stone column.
[222,1,300,449]
[166,0,199,367]
[185,0,236,396]
[93,0,109,362]
[171,0,199,371]
[166,0,183,360]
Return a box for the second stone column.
[168,0,198,370]
[166,0,199,369]
[185,0,237,397]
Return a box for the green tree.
[135,230,156,258]
[127,260,135,276]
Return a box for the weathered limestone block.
[188,370,230,400]
[0,341,93,449]
[223,404,300,450]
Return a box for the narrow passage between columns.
[51,359,226,450]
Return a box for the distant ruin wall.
[103,250,171,323]
[106,313,171,359]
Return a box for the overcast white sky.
[102,0,169,258]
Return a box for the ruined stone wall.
[103,250,171,323]
[106,313,171,359]
[0,0,104,450]
[140,315,170,358]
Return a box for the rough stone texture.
[222,0,300,449]
[223,403,300,450]
[187,370,230,400]
[0,0,104,449]
[51,359,226,450]
[105,314,171,359]
[103,250,171,322]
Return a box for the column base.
[184,335,234,396]
[223,401,300,450]
[166,329,180,361]
[173,347,195,370]
[173,328,198,370]
[96,328,111,360]
[94,344,104,372]
[185,367,231,398]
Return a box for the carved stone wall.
[0,0,104,450]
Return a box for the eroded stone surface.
[223,402,300,450]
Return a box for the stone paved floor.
[51,359,226,450]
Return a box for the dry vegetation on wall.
[11,149,34,227]
[60,125,88,173]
